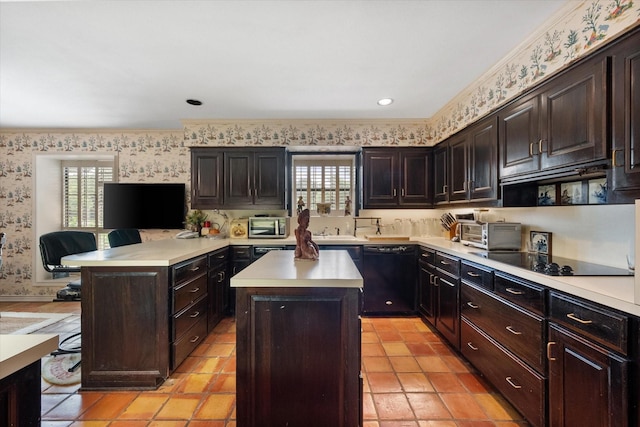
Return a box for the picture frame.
[560,181,585,205]
[588,178,607,204]
[530,231,551,255]
[537,184,556,206]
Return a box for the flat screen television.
[103,183,186,230]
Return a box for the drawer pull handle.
[189,311,200,318]
[189,335,200,343]
[189,287,200,293]
[443,280,455,288]
[467,342,479,351]
[466,271,480,277]
[466,302,480,309]
[421,253,431,258]
[440,260,450,265]
[567,313,593,324]
[506,325,522,335]
[189,266,200,272]
[505,287,524,295]
[547,341,556,361]
[505,376,522,389]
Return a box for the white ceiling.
[0,0,569,130]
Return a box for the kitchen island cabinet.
[61,238,229,390]
[232,250,363,427]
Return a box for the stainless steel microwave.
[459,221,522,251]
[248,217,290,239]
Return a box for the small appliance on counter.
[248,216,290,239]
[459,220,522,251]
[230,218,248,239]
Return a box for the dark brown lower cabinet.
[236,286,362,427]
[547,323,629,427]
[0,360,41,426]
[461,318,545,427]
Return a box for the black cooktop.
[471,251,633,277]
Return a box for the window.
[292,154,355,215]
[62,160,114,249]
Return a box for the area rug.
[41,353,81,385]
[0,312,73,335]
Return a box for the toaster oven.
[459,221,522,251]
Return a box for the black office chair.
[39,231,97,301]
[39,230,96,372]
[107,228,142,248]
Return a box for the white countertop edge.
[231,278,363,288]
[414,237,640,317]
[0,334,59,380]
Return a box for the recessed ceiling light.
[186,99,202,106]
[377,98,393,106]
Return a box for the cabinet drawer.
[173,255,207,286]
[173,273,207,313]
[208,248,228,268]
[231,245,252,260]
[461,283,545,373]
[549,292,629,355]
[461,261,494,291]
[435,252,460,277]
[495,272,545,315]
[419,246,436,265]
[172,295,207,341]
[461,318,545,427]
[172,315,208,370]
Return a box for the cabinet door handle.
[466,302,480,309]
[433,276,439,287]
[443,184,448,193]
[547,341,557,361]
[401,188,405,197]
[529,142,535,156]
[567,312,593,324]
[505,376,522,389]
[505,287,524,295]
[393,189,397,197]
[189,335,200,343]
[538,139,545,154]
[218,271,225,282]
[612,149,622,167]
[189,311,200,318]
[466,271,480,278]
[467,342,479,351]
[189,287,200,293]
[506,325,522,335]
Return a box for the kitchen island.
[231,250,363,427]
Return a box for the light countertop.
[231,250,363,288]
[61,234,639,316]
[0,334,59,379]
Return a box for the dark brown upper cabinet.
[500,52,608,182]
[191,148,223,209]
[224,148,286,209]
[609,28,640,202]
[362,147,432,208]
[435,116,498,205]
[190,147,286,210]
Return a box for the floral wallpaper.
[0,0,638,299]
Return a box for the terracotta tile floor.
[1,301,531,426]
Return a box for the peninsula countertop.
[0,334,59,379]
[230,250,363,288]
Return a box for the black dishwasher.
[362,245,417,315]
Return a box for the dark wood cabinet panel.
[191,147,285,209]
[418,247,437,325]
[81,267,170,389]
[539,55,607,171]
[0,360,41,427]
[208,248,228,331]
[548,323,629,427]
[499,53,607,182]
[433,144,449,204]
[438,115,498,204]
[236,286,361,427]
[433,252,461,350]
[190,148,223,209]
[610,28,640,200]
[362,147,432,208]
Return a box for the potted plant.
[185,209,208,233]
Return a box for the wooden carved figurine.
[294,209,319,261]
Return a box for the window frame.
[289,151,360,217]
